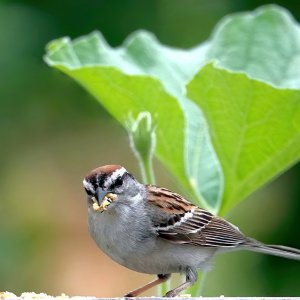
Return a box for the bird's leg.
[165,267,197,297]
[124,273,171,297]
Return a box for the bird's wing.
[146,185,247,247]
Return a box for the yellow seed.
[92,193,117,212]
[106,193,118,201]
[101,198,111,210]
[92,202,101,211]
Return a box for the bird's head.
[83,165,141,212]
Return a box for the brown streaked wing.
[161,207,246,247]
[146,186,213,241]
[146,185,247,247]
[156,206,215,243]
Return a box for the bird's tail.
[246,238,300,260]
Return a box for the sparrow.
[83,164,300,297]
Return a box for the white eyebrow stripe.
[104,167,127,187]
[83,178,95,193]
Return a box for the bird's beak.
[91,188,116,212]
[96,188,108,205]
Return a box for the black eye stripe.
[115,176,123,186]
[109,176,123,190]
[84,187,93,195]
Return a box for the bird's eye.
[113,176,123,188]
[85,188,93,196]
[116,176,123,186]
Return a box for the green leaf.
[206,4,300,88]
[185,5,300,214]
[187,63,300,215]
[44,31,223,212]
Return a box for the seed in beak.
[92,193,117,212]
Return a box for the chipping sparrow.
[83,165,300,297]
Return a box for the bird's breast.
[88,209,155,269]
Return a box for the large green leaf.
[186,5,300,214]
[45,31,223,212]
[188,64,300,215]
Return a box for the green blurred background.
[1,0,300,297]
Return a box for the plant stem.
[140,155,155,184]
[159,277,171,296]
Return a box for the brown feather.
[147,185,194,214]
[146,185,248,248]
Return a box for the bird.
[83,164,300,297]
